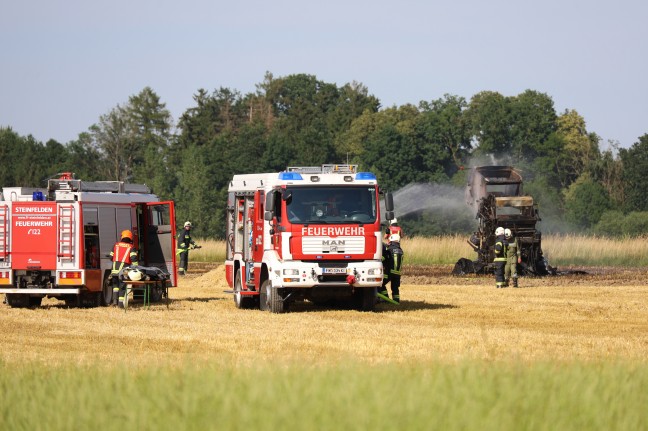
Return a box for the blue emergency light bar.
[355,172,376,180]
[278,172,304,180]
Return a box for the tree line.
[2,72,647,238]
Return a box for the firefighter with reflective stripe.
[504,228,521,288]
[384,218,403,241]
[493,227,508,288]
[109,230,139,307]
[379,233,404,303]
[177,221,196,276]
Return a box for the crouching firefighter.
[493,227,508,288]
[379,234,404,303]
[110,230,139,308]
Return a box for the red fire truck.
[225,165,394,313]
[0,173,177,308]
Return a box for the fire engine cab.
[0,173,177,308]
[225,165,394,313]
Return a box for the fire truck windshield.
[285,186,377,224]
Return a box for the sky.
[1,0,646,150]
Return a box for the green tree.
[465,91,511,156]
[563,174,611,229]
[619,134,648,212]
[508,90,557,162]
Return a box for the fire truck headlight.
[282,269,299,276]
[368,268,382,276]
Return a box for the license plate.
[323,268,347,274]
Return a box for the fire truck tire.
[5,294,29,308]
[268,285,286,314]
[101,273,114,306]
[259,279,270,311]
[28,296,43,307]
[354,287,376,312]
[233,269,255,309]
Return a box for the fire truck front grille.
[302,236,365,254]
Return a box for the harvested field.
[2,264,647,366]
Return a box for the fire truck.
[0,173,177,308]
[225,165,394,313]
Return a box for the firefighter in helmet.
[493,227,508,288]
[384,217,403,242]
[110,229,139,307]
[504,228,521,287]
[379,233,404,303]
[177,221,197,276]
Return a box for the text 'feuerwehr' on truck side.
[0,173,178,308]
[225,165,395,313]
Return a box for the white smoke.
[391,183,468,218]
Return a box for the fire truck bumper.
[0,288,80,294]
[276,261,383,288]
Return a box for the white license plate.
[323,268,347,274]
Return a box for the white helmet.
[504,228,512,238]
[495,227,505,236]
[391,218,398,224]
[389,233,401,242]
[127,268,143,281]
[184,221,192,228]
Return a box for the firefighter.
[177,221,197,276]
[384,218,403,241]
[379,233,404,303]
[493,227,508,288]
[110,230,139,307]
[504,228,522,288]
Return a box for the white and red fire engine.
[0,173,177,308]
[225,165,394,313]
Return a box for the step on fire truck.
[225,165,394,313]
[0,173,177,308]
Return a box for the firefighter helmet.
[495,227,505,236]
[184,221,192,228]
[120,230,133,241]
[389,233,401,242]
[127,268,143,281]
[391,218,398,225]
[504,228,512,238]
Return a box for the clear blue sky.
[1,0,646,149]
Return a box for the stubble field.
[2,263,648,430]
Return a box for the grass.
[191,235,648,267]
[3,253,647,430]
[2,361,647,431]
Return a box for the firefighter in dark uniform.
[504,228,521,287]
[493,227,508,288]
[379,233,404,303]
[177,221,196,276]
[110,230,139,307]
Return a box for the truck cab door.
[144,201,177,286]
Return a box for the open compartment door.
[144,201,177,286]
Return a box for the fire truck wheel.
[354,287,376,312]
[5,294,29,308]
[28,296,43,307]
[233,269,255,309]
[259,280,269,311]
[268,285,287,314]
[100,273,113,306]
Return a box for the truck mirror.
[264,210,273,221]
[384,192,394,212]
[385,211,394,221]
[265,192,275,213]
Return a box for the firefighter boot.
[393,294,400,304]
[513,276,519,288]
[112,287,119,305]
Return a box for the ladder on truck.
[0,205,8,261]
[58,205,75,261]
